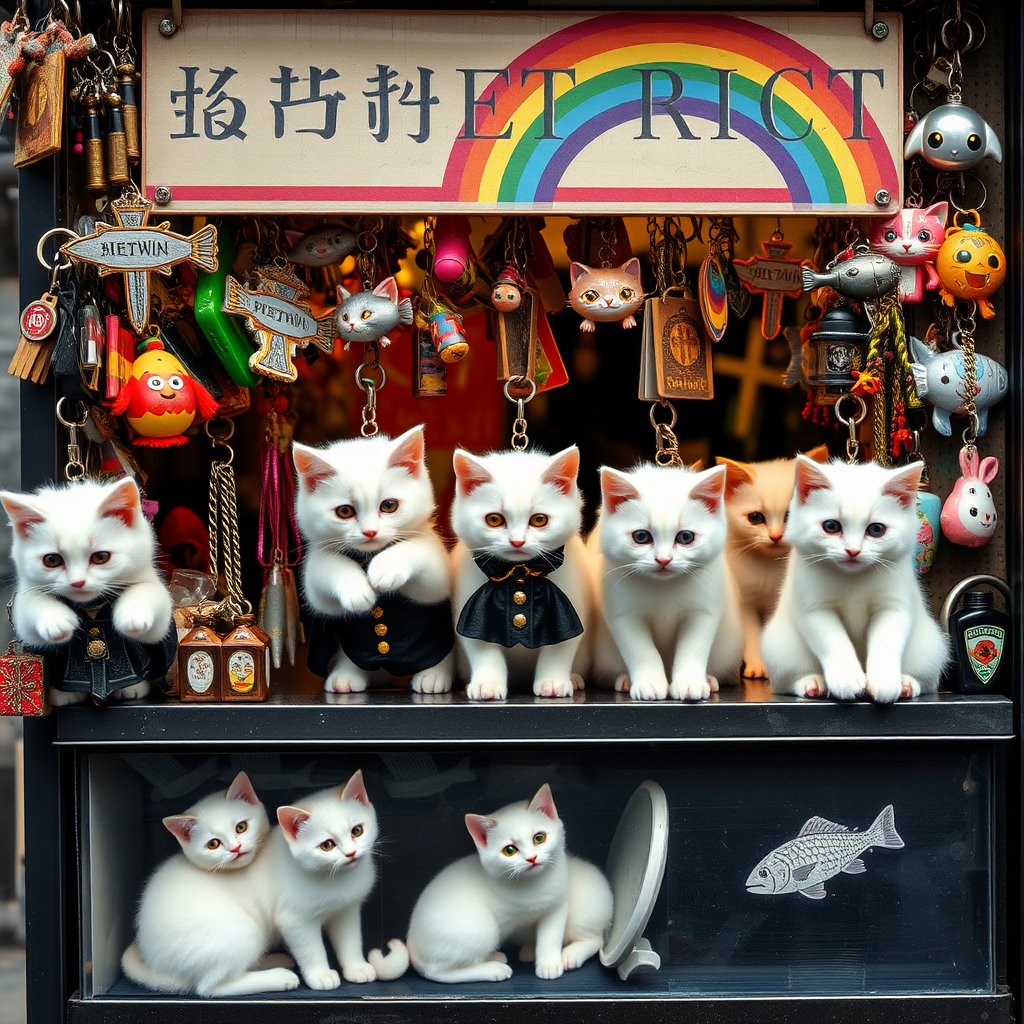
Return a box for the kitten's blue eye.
[917,230,931,242]
[41,553,64,568]
[502,844,518,857]
[630,530,653,544]
[90,551,111,565]
[822,520,842,534]
[351,824,364,838]
[884,230,897,242]
[533,832,546,845]
[676,530,696,545]
[866,523,886,538]
[747,512,766,525]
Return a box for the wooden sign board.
[142,9,902,216]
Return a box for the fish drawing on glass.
[745,805,904,900]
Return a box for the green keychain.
[193,230,260,388]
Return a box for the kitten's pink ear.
[688,465,727,513]
[715,457,753,499]
[226,772,258,806]
[569,262,590,288]
[163,815,197,843]
[794,454,832,503]
[292,443,337,493]
[99,478,141,528]
[620,258,641,281]
[542,447,580,496]
[923,201,949,224]
[453,450,493,496]
[372,277,399,303]
[802,444,830,464]
[0,493,46,539]
[465,814,499,850]
[883,462,923,509]
[387,426,425,475]
[277,806,311,843]
[600,468,640,514]
[340,769,369,807]
[336,284,352,304]
[979,457,999,485]
[528,784,559,821]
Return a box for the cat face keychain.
[867,202,948,303]
[568,259,644,332]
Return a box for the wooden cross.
[732,234,810,341]
[223,268,336,383]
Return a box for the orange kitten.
[718,446,828,679]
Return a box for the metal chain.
[355,340,385,437]
[504,377,536,450]
[206,419,249,614]
[56,398,89,481]
[954,300,980,449]
[650,401,682,466]
[835,393,867,464]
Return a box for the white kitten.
[450,448,590,701]
[1,478,173,706]
[293,425,454,695]
[762,456,950,702]
[264,771,407,988]
[401,784,613,983]
[590,463,742,701]
[719,447,828,679]
[121,773,299,996]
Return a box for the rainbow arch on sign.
[439,13,898,207]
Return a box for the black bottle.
[947,592,1011,694]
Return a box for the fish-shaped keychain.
[286,225,357,267]
[801,247,901,301]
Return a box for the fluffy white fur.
[719,447,828,679]
[589,464,742,701]
[450,447,590,700]
[121,773,299,996]
[293,426,453,694]
[402,785,613,983]
[762,456,950,702]
[1,477,173,706]
[263,772,407,988]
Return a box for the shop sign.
[142,10,902,215]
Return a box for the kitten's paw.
[342,961,376,984]
[258,954,296,970]
[411,669,452,694]
[534,677,574,699]
[796,674,828,699]
[325,671,368,694]
[621,314,637,329]
[304,968,341,990]
[366,550,412,595]
[110,681,150,702]
[481,961,513,982]
[669,676,712,702]
[614,674,630,693]
[571,672,585,692]
[336,578,377,616]
[36,606,79,645]
[629,677,668,701]
[742,659,768,679]
[466,679,507,701]
[900,675,922,700]
[866,669,902,704]
[562,945,592,972]
[48,688,88,707]
[113,604,155,639]
[518,945,534,963]
[487,952,509,964]
[265,968,301,992]
[579,320,596,333]
[535,958,564,980]
[824,668,867,701]
[707,674,720,693]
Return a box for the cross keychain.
[733,224,812,340]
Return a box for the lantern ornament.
[219,614,271,702]
[176,618,222,703]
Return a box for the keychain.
[733,224,810,341]
[935,209,1005,320]
[698,219,730,342]
[867,202,948,303]
[8,230,69,382]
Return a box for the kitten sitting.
[398,784,613,983]
[762,456,949,702]
[718,446,828,679]
[1,477,175,706]
[450,447,590,701]
[122,773,298,996]
[293,425,454,694]
[589,463,742,701]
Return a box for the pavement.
[0,946,25,1024]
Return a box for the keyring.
[503,376,536,404]
[649,399,678,430]
[36,227,77,272]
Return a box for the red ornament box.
[0,643,50,716]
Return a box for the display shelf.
[53,686,1013,746]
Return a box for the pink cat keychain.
[568,259,644,332]
[941,446,998,547]
[868,202,948,303]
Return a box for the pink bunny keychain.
[941,446,998,547]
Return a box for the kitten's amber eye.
[967,133,982,151]
[351,824,364,838]
[631,530,653,544]
[361,309,373,320]
[917,230,931,242]
[235,821,248,834]
[341,313,350,322]
[90,551,111,565]
[319,839,336,852]
[206,839,221,850]
[884,230,897,242]
[955,250,972,263]
[335,504,356,519]
[618,287,634,301]
[927,131,943,149]
[41,553,64,568]
[379,499,399,514]
[747,512,766,525]
[676,530,695,545]
[822,519,842,535]
[533,832,546,845]
[529,513,549,528]
[866,522,887,538]
[582,289,600,302]
[485,513,506,528]
[502,844,518,857]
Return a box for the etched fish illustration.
[801,250,901,300]
[745,805,904,900]
[60,221,218,274]
[287,225,357,266]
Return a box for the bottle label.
[964,625,1005,684]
